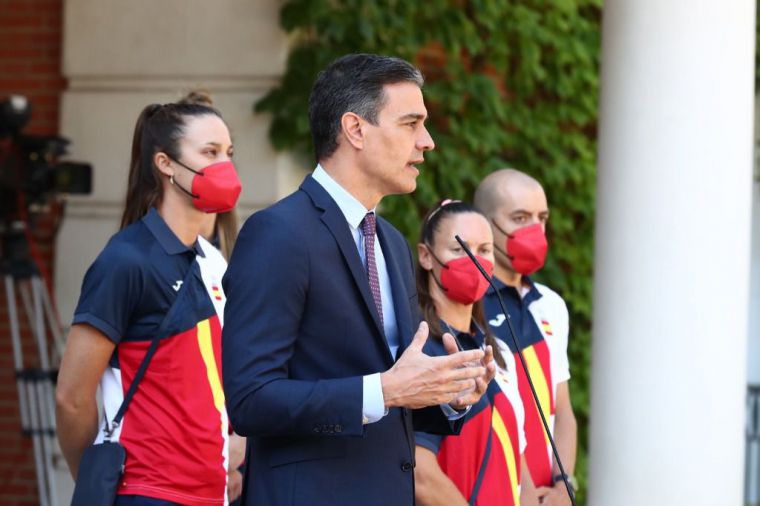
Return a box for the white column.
[590,2,755,505]
[746,100,760,505]
[747,100,760,385]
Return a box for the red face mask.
[172,159,242,213]
[500,223,548,275]
[428,247,494,305]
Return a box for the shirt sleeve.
[549,294,571,384]
[440,403,471,419]
[362,373,387,424]
[415,431,444,454]
[71,246,144,343]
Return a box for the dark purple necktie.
[361,212,384,326]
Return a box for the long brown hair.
[416,200,506,369]
[212,209,239,261]
[120,100,224,229]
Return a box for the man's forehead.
[380,82,427,118]
[496,183,548,213]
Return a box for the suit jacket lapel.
[300,176,386,340]
[377,220,414,355]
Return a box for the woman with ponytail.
[179,90,245,505]
[180,90,239,262]
[56,96,242,505]
[414,200,538,506]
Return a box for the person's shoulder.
[531,281,569,325]
[244,189,314,229]
[533,281,567,306]
[80,223,150,294]
[270,186,312,214]
[233,190,315,262]
[97,222,152,268]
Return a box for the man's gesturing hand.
[380,322,492,409]
[442,332,496,409]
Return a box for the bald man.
[474,169,578,506]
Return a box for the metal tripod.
[3,253,63,506]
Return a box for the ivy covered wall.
[255,1,601,502]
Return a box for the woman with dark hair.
[55,97,241,505]
[181,89,239,262]
[179,89,245,505]
[414,200,538,506]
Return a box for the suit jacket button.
[335,424,342,433]
[401,461,413,472]
[313,424,321,433]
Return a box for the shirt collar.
[141,207,205,257]
[488,274,541,302]
[440,318,487,348]
[312,164,375,230]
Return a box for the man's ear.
[341,112,365,150]
[154,152,173,178]
[418,243,434,271]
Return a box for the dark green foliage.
[255,2,601,502]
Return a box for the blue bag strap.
[104,259,198,439]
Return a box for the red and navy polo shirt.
[483,276,570,488]
[416,325,525,506]
[73,207,229,505]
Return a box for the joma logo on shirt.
[489,314,506,327]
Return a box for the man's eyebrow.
[397,113,426,122]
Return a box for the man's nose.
[532,218,547,231]
[417,125,435,152]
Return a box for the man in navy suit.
[222,53,496,505]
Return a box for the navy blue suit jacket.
[222,176,458,505]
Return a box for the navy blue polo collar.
[141,207,205,257]
[440,318,486,349]
[488,274,542,305]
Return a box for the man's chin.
[398,179,418,195]
[384,177,418,197]
[404,169,421,191]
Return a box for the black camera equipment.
[0,95,92,219]
[1,94,93,506]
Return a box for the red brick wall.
[0,0,66,135]
[0,0,66,504]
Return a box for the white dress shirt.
[312,165,395,423]
[312,165,467,424]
